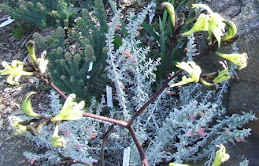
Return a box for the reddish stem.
[44,69,182,166]
[49,82,67,100]
[128,125,148,166]
[83,112,127,127]
[127,70,182,127]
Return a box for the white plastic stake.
[0,17,14,28]
[88,61,93,72]
[122,146,131,166]
[106,85,113,108]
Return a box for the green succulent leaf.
[216,51,248,70]
[22,92,42,118]
[170,61,202,87]
[0,60,33,85]
[9,116,28,135]
[181,13,209,37]
[51,94,84,122]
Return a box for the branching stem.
[41,68,182,166]
[127,70,182,127]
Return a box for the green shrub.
[33,0,107,103]
[1,0,75,29]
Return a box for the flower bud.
[21,92,42,118]
[161,2,176,28]
[213,69,231,83]
[26,40,38,65]
[52,123,66,148]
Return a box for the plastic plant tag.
[106,85,113,108]
[122,146,131,166]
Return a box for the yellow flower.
[51,123,66,148]
[9,116,27,135]
[170,61,202,87]
[51,94,84,122]
[216,52,248,70]
[212,144,230,166]
[181,13,209,37]
[213,69,231,83]
[0,60,33,85]
[208,13,225,47]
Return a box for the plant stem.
[127,70,182,127]
[49,82,67,100]
[45,69,182,166]
[83,112,127,127]
[128,125,148,166]
[57,151,91,166]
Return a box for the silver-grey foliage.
[18,5,256,166]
